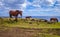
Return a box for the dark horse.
[25,16,32,19]
[9,10,22,22]
[50,18,58,22]
[25,16,32,20]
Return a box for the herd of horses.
[9,10,58,23]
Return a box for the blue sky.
[0,0,60,16]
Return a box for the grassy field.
[0,18,60,37]
[0,18,60,28]
[38,33,60,37]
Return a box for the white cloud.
[30,0,41,7]
[4,0,18,4]
[47,0,55,3]
[26,0,60,12]
[16,0,27,11]
[0,1,4,8]
[21,3,27,8]
[47,0,55,6]
[0,0,60,16]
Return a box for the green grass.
[37,33,60,37]
[0,18,60,28]
[0,18,60,37]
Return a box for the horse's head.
[16,10,22,18]
[16,10,22,15]
[18,11,22,18]
[19,11,22,16]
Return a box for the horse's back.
[50,18,58,22]
[9,10,17,16]
[9,10,15,14]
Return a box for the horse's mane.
[16,10,20,12]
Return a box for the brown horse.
[50,18,58,23]
[9,10,22,22]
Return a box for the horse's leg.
[21,16,22,18]
[15,16,18,22]
[9,14,12,21]
[21,16,22,20]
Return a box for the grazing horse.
[25,16,32,19]
[50,18,58,23]
[40,19,48,22]
[9,10,22,22]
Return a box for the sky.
[0,0,60,16]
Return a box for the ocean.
[21,16,60,22]
[31,16,60,22]
[0,16,60,22]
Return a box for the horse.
[9,10,22,22]
[38,19,48,22]
[25,16,32,20]
[50,18,58,23]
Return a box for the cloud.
[26,0,60,11]
[4,0,18,4]
[0,0,27,10]
[5,0,25,4]
[0,0,60,16]
[23,0,60,16]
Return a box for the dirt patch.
[0,27,60,37]
[0,27,41,37]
